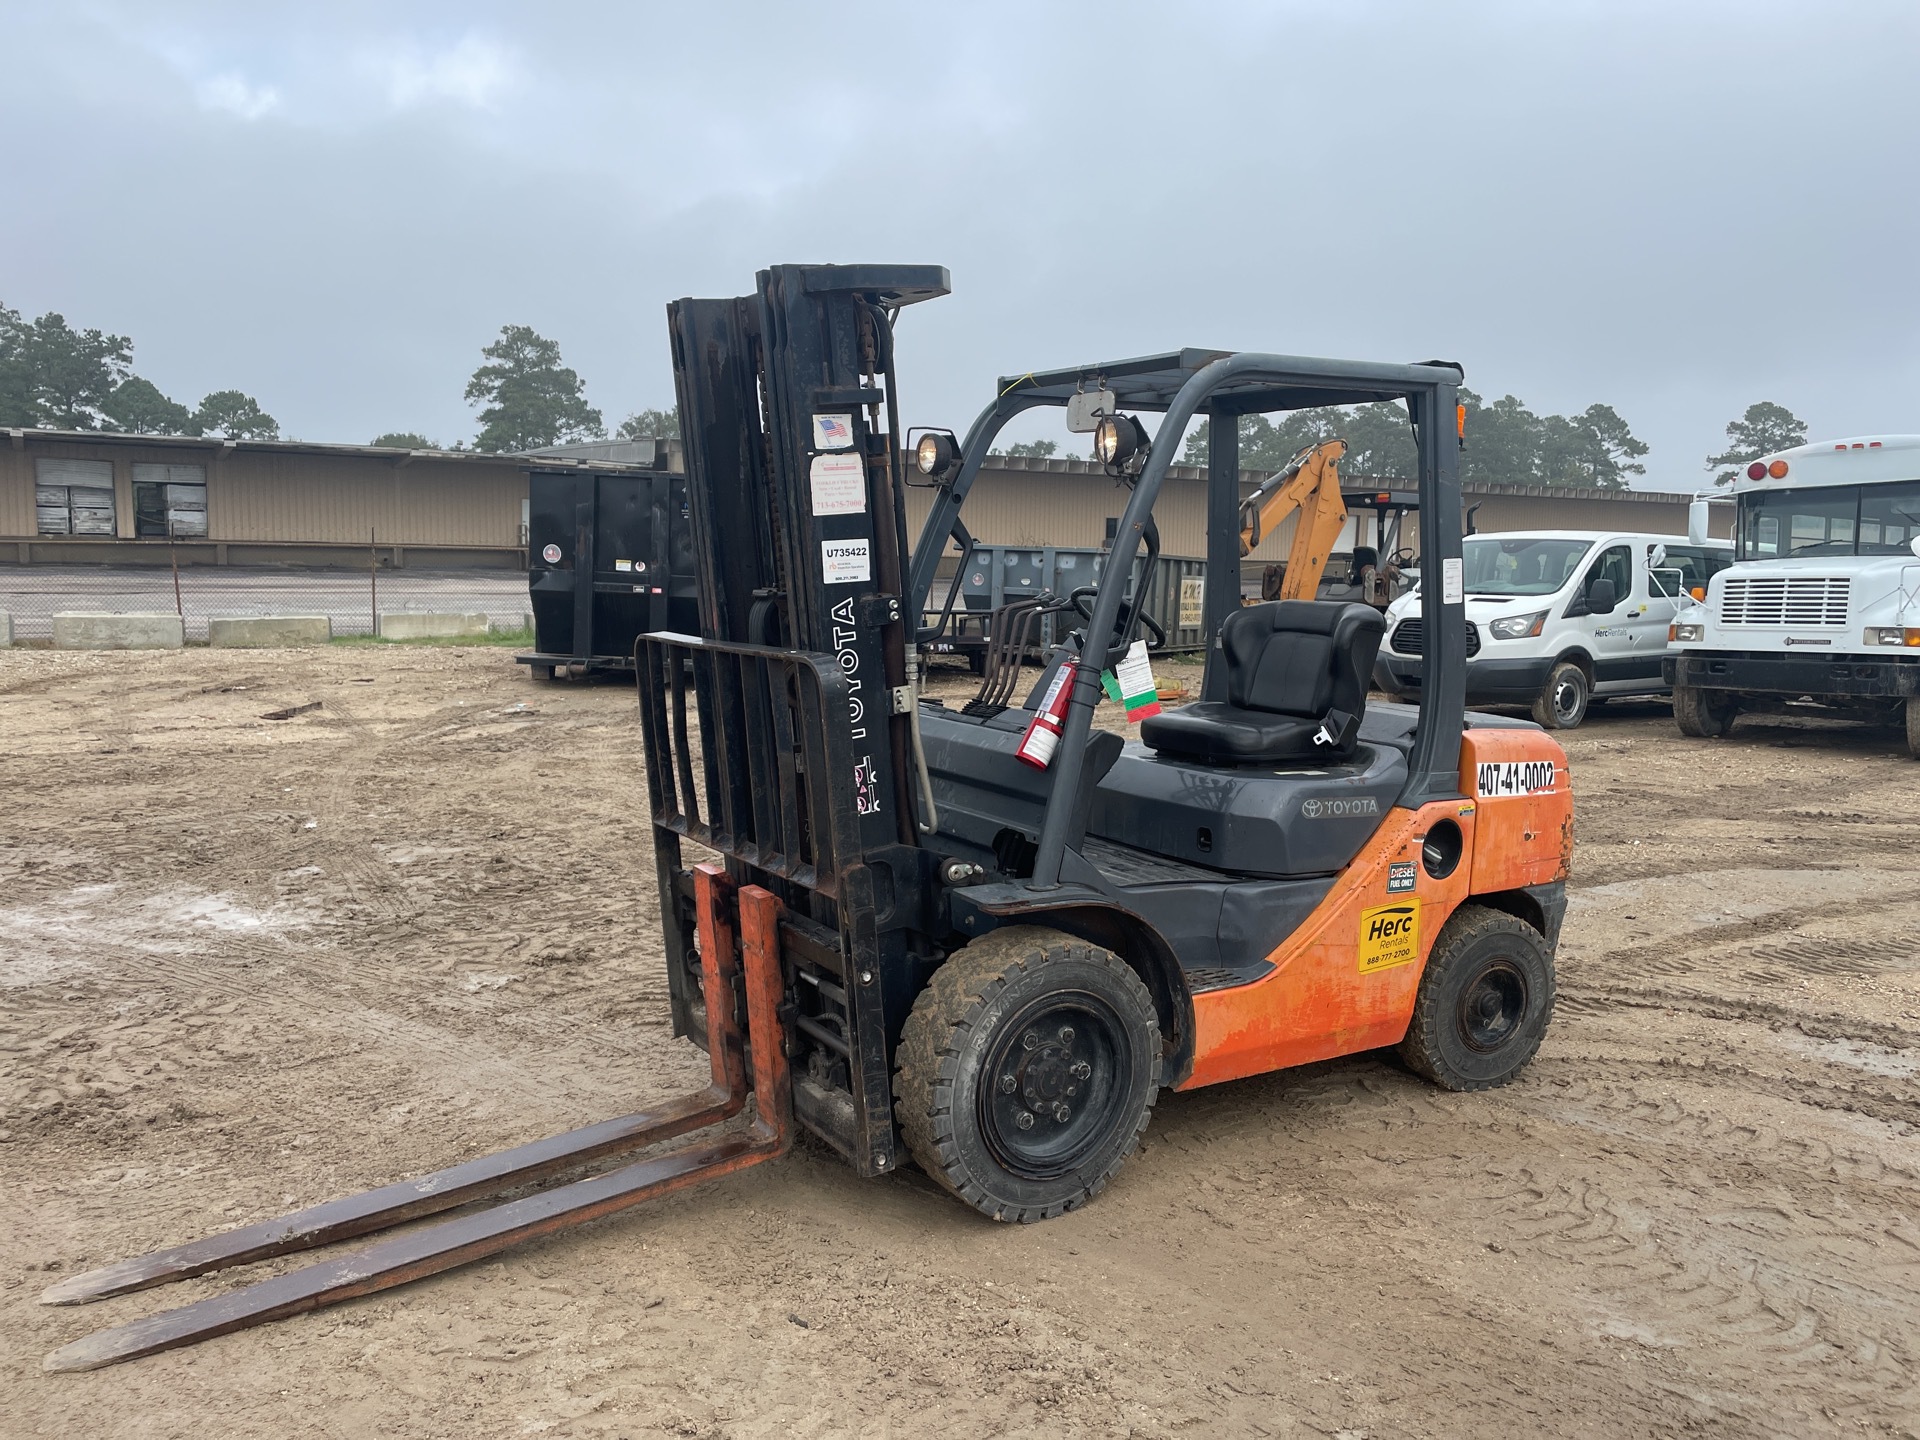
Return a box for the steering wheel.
[1388,547,1417,569]
[1068,586,1167,654]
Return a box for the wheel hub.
[1457,959,1529,1053]
[979,999,1129,1180]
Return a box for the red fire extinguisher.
[1017,661,1078,769]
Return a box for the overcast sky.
[4,1,1916,486]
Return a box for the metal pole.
[169,530,184,620]
[369,527,378,637]
[1203,408,1240,702]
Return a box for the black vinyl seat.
[1140,601,1386,765]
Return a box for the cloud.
[368,34,514,111]
[194,72,279,121]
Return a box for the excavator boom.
[1237,438,1349,600]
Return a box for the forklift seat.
[1140,601,1386,765]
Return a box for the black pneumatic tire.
[895,927,1160,1223]
[1674,682,1738,738]
[1399,905,1557,1092]
[1530,661,1590,729]
[1906,697,1920,760]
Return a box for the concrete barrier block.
[208,615,333,648]
[377,611,490,640]
[52,612,185,650]
[0,612,11,647]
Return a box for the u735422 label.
[1476,760,1556,798]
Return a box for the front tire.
[1399,905,1556,1092]
[895,927,1160,1222]
[1674,682,1738,738]
[1906,696,1920,760]
[1531,661,1590,729]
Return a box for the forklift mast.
[646,264,950,1176]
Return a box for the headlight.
[914,431,958,475]
[1865,627,1920,647]
[1094,414,1145,466]
[1670,623,1705,643]
[1488,610,1547,640]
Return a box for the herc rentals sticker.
[1475,760,1556,798]
[1357,901,1420,974]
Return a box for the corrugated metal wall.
[210,452,521,545]
[1,437,525,548]
[906,458,1736,561]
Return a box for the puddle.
[1770,1030,1920,1080]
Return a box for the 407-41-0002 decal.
[1476,760,1556,797]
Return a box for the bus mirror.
[1688,499,1710,547]
[1648,543,1667,570]
[1587,577,1618,615]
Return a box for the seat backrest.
[1218,601,1386,720]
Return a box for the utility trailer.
[43,265,1575,1369]
[516,462,698,680]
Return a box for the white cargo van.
[1373,529,1732,728]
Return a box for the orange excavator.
[1239,438,1352,599]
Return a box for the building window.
[35,458,116,535]
[131,462,208,538]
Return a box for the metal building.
[0,429,678,570]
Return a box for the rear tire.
[1906,696,1920,760]
[1530,662,1589,729]
[1674,682,1738,738]
[895,927,1160,1223]
[1399,905,1556,1092]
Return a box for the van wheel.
[1674,683,1738,738]
[1400,905,1556,1091]
[1906,697,1920,759]
[1530,662,1589,729]
[895,927,1160,1223]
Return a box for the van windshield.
[1461,537,1593,596]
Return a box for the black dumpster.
[517,466,697,678]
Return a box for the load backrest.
[1220,600,1385,720]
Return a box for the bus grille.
[1720,576,1850,626]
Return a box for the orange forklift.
[43,266,1572,1368]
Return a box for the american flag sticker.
[812,413,855,450]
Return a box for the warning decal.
[1358,901,1420,975]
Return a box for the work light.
[1094,415,1147,467]
[913,430,958,476]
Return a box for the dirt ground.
[3,645,1917,1438]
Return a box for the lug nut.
[1022,1031,1039,1050]
[998,1073,1016,1093]
[1070,1061,1091,1079]
[1058,1026,1074,1043]
[1015,1111,1035,1131]
[1053,1102,1071,1122]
